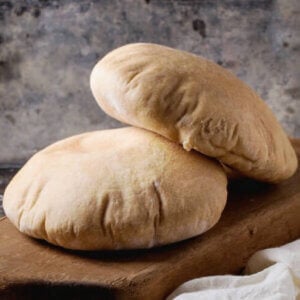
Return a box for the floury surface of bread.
[3,127,227,250]
[90,43,298,183]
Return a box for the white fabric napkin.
[167,239,300,300]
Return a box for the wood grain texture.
[0,140,300,300]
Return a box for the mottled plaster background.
[0,0,299,163]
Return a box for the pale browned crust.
[90,43,298,182]
[3,127,227,250]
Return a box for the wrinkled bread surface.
[90,43,297,182]
[3,127,227,250]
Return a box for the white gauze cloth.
[167,239,300,300]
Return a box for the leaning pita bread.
[90,43,298,183]
[3,127,227,250]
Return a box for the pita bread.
[3,127,227,250]
[90,43,297,182]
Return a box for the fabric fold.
[167,239,300,300]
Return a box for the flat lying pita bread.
[3,127,227,250]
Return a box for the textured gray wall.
[0,0,299,163]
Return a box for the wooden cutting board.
[1,140,300,300]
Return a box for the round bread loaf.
[3,127,227,250]
[90,43,298,183]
